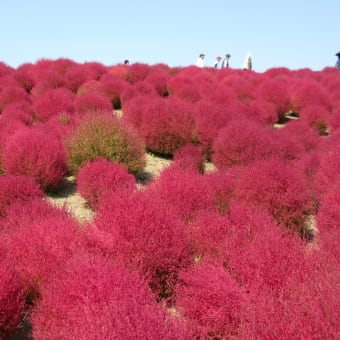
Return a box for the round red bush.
[87,189,191,298]
[212,119,275,168]
[176,260,246,339]
[32,87,75,122]
[0,174,43,218]
[0,245,26,336]
[3,127,67,191]
[77,158,136,209]
[31,253,190,339]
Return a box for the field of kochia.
[0,59,339,339]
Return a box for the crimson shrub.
[87,189,191,298]
[3,127,67,191]
[0,174,43,218]
[0,245,26,337]
[31,253,191,339]
[77,158,136,209]
[235,158,313,233]
[176,260,246,339]
[32,87,75,122]
[212,119,275,168]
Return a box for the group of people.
[196,52,252,70]
[335,51,340,69]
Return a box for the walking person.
[335,51,340,70]
[196,53,205,68]
[243,52,252,70]
[213,56,222,68]
[221,53,231,68]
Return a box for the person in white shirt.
[221,53,231,68]
[196,53,205,67]
[213,56,222,68]
[243,52,252,70]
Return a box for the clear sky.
[1,0,339,72]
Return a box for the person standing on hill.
[213,56,222,68]
[243,52,252,70]
[335,52,340,69]
[196,53,205,68]
[221,53,231,68]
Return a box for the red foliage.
[99,73,127,109]
[299,104,330,134]
[13,63,36,92]
[0,62,14,77]
[122,96,196,155]
[77,158,136,209]
[31,253,191,339]
[0,174,43,218]
[235,158,313,232]
[0,84,31,111]
[32,87,75,122]
[125,62,151,83]
[0,101,34,125]
[6,213,84,294]
[2,127,67,191]
[316,181,340,233]
[172,143,205,172]
[87,189,191,298]
[151,165,216,223]
[74,91,113,115]
[193,100,236,157]
[255,76,292,118]
[290,79,332,113]
[212,119,275,168]
[0,245,26,336]
[176,260,246,339]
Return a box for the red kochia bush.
[151,165,215,223]
[31,253,190,339]
[299,104,330,134]
[74,92,113,115]
[0,174,43,218]
[176,260,246,339]
[0,101,34,125]
[172,143,206,172]
[87,189,191,298]
[32,87,75,122]
[235,158,312,233]
[3,127,67,191]
[77,158,136,209]
[0,245,26,336]
[123,96,196,155]
[0,84,31,111]
[6,214,84,294]
[212,119,275,168]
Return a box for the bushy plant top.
[77,158,136,209]
[3,126,67,191]
[66,112,146,175]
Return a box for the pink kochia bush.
[86,189,191,298]
[32,87,75,122]
[77,158,136,209]
[0,244,26,336]
[176,260,246,339]
[235,158,312,233]
[122,96,197,155]
[172,143,206,172]
[31,253,190,339]
[212,119,275,168]
[6,211,84,294]
[0,174,43,218]
[2,127,67,191]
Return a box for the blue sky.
[1,0,339,72]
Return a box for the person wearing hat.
[196,53,205,68]
[335,52,340,70]
[221,53,231,68]
[213,56,222,68]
